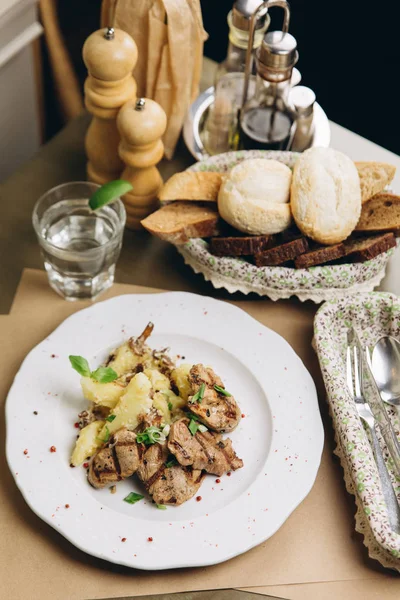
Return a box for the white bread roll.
[291,147,361,244]
[218,159,292,235]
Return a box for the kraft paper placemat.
[1,269,398,600]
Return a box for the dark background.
[44,0,399,155]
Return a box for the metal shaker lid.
[232,0,266,30]
[258,30,298,72]
[289,86,316,117]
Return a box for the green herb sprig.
[69,355,118,383]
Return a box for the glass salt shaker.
[203,0,270,155]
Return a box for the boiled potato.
[153,391,171,424]
[99,371,152,437]
[80,376,125,408]
[71,420,105,466]
[144,368,170,392]
[107,341,152,376]
[171,364,192,402]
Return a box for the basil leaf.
[156,504,167,510]
[188,419,199,436]
[91,366,118,383]
[124,492,144,504]
[214,384,232,397]
[105,414,116,423]
[69,355,91,377]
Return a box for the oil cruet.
[240,0,298,151]
[202,0,270,156]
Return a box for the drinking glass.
[32,182,126,301]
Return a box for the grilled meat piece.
[137,442,169,485]
[149,465,205,506]
[88,428,140,489]
[188,364,241,432]
[168,418,243,476]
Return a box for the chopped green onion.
[188,419,199,436]
[165,456,178,468]
[105,414,116,423]
[123,492,144,504]
[191,383,206,403]
[167,401,173,411]
[156,504,167,510]
[198,424,208,433]
[162,424,170,436]
[186,411,199,421]
[136,426,166,445]
[96,425,110,443]
[214,384,232,397]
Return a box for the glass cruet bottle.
[202,0,270,156]
[240,30,298,150]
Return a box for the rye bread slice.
[294,243,346,269]
[356,193,400,232]
[343,233,396,262]
[210,235,273,257]
[141,202,219,244]
[254,237,309,267]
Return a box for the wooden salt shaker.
[117,98,167,230]
[83,27,138,184]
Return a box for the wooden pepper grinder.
[117,98,167,229]
[83,27,138,184]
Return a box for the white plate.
[6,292,323,570]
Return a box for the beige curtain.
[102,0,207,158]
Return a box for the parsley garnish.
[123,492,144,504]
[105,414,116,423]
[214,384,231,397]
[69,355,118,383]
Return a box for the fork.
[346,332,400,533]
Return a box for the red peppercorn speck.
[241,413,245,418]
[215,478,221,484]
[196,496,202,502]
[147,537,153,542]
[65,504,70,509]
[74,422,80,428]
[23,449,28,455]
[83,462,89,468]
[50,446,56,452]
[121,537,126,542]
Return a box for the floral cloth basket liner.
[314,292,400,570]
[175,151,395,303]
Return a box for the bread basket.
[175,150,395,303]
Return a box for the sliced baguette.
[355,193,400,232]
[210,235,273,257]
[158,172,224,202]
[355,161,396,204]
[141,202,219,244]
[343,233,396,262]
[254,237,309,267]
